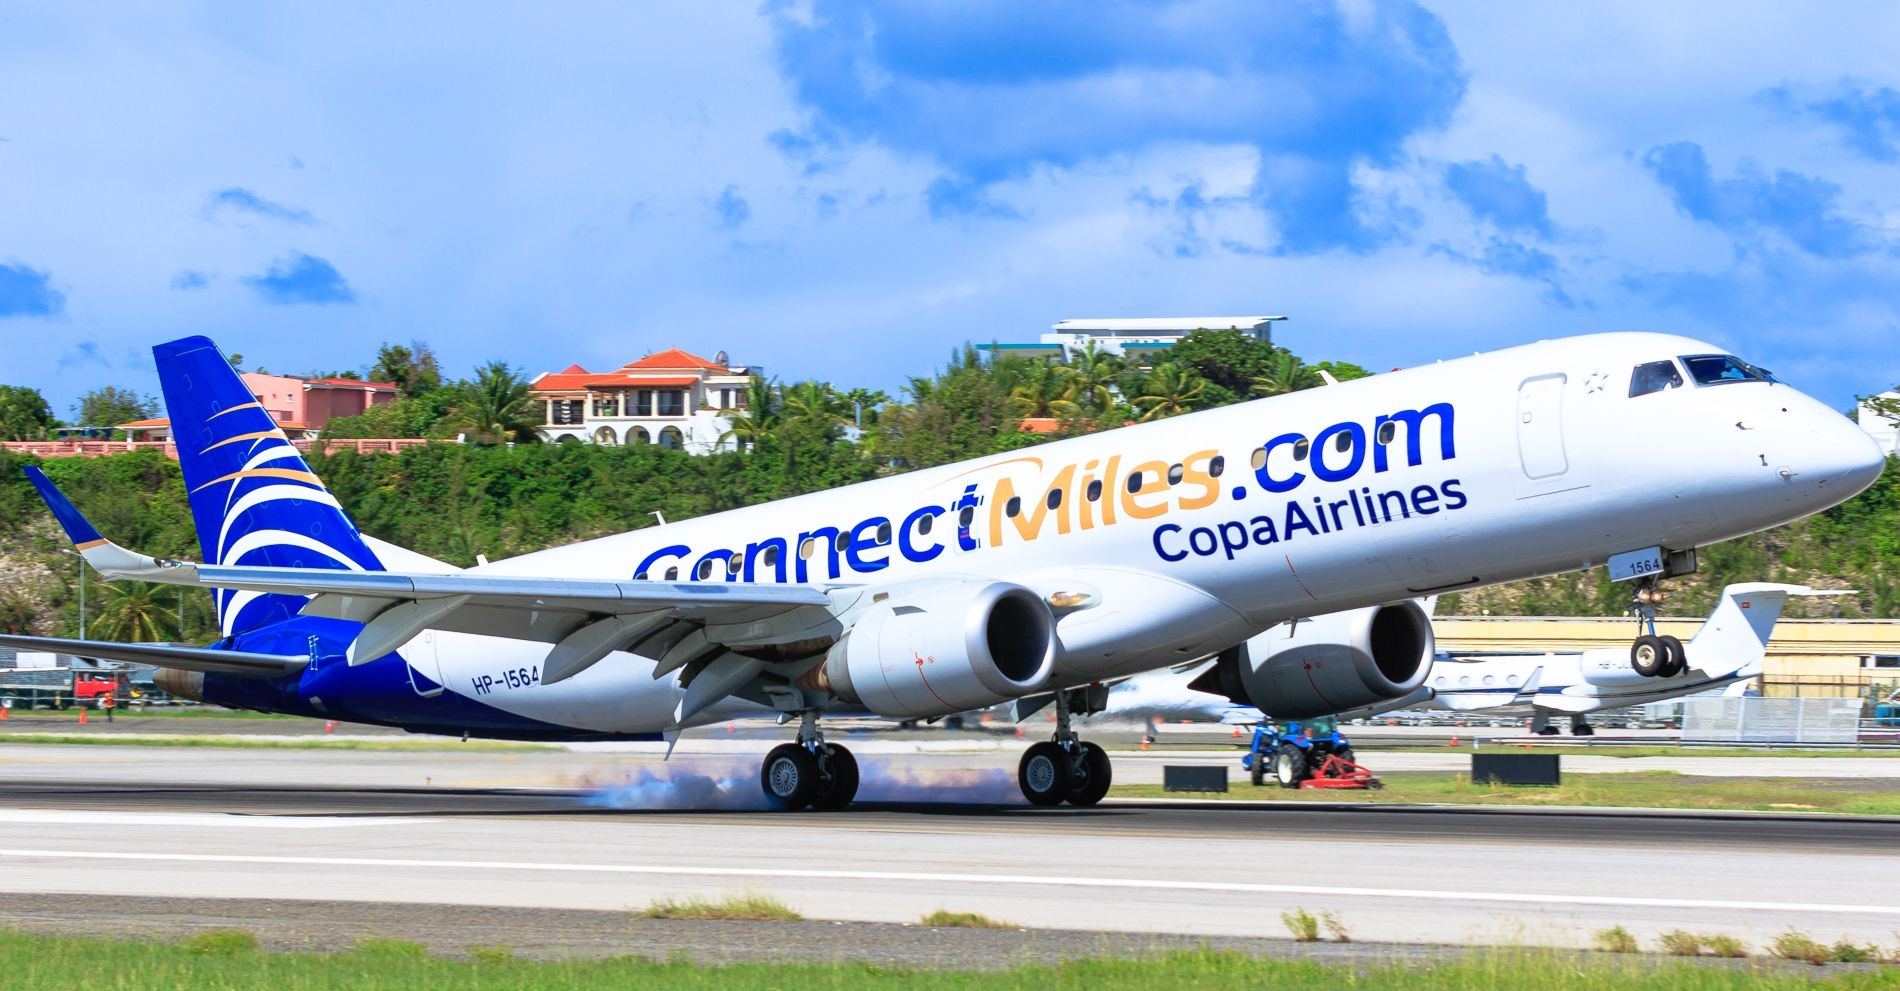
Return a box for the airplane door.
[1515,374,1569,480]
[406,630,446,698]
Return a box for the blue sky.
[2,1,1898,418]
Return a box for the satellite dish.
[714,350,730,367]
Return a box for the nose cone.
[1815,413,1888,502]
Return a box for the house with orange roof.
[528,348,760,452]
[115,372,396,443]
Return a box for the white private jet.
[1103,582,1836,735]
[1,333,1882,809]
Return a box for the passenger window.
[1629,360,1684,398]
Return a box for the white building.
[1860,391,1900,456]
[979,315,1285,365]
[530,348,759,454]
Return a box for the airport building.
[978,315,1285,365]
[528,348,759,453]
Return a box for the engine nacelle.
[1190,601,1434,719]
[810,580,1057,719]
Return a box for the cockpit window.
[1629,360,1684,398]
[1682,354,1777,386]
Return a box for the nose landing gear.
[1628,578,1688,678]
[1017,687,1112,807]
[760,711,859,811]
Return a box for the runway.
[0,745,1895,949]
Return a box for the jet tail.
[154,336,385,636]
[1684,583,1849,678]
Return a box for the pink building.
[118,373,397,443]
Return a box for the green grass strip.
[0,931,1893,990]
[1113,771,1900,816]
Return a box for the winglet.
[23,467,105,549]
[20,466,194,582]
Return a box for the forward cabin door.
[1515,373,1570,482]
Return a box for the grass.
[919,910,1015,929]
[1112,771,1900,815]
[636,893,803,922]
[0,733,546,752]
[3,931,1899,990]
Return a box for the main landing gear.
[1628,577,1687,678]
[760,712,859,811]
[1017,688,1112,807]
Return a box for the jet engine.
[805,580,1057,719]
[1189,601,1434,719]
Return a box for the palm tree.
[779,380,846,428]
[719,376,778,451]
[91,581,178,642]
[1250,350,1325,397]
[1062,342,1123,413]
[1008,361,1079,419]
[1134,363,1207,421]
[444,362,541,445]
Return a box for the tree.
[1008,361,1079,419]
[718,376,778,451]
[442,362,541,445]
[73,387,157,433]
[1312,360,1373,383]
[91,580,178,642]
[372,342,444,398]
[1063,342,1124,413]
[1863,390,1900,427]
[1133,363,1207,421]
[1249,350,1325,396]
[0,385,56,440]
[1163,329,1283,398]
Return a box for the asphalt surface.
[0,745,1894,951]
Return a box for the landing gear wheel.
[808,744,860,811]
[1018,741,1071,806]
[1630,635,1667,677]
[1274,744,1307,789]
[761,743,818,810]
[1066,742,1112,807]
[1658,634,1687,677]
[1570,720,1595,737]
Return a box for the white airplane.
[0,333,1882,810]
[1102,582,1834,735]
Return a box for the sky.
[3,0,1899,419]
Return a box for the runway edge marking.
[0,848,1893,917]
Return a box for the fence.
[1682,697,1862,744]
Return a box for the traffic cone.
[726,722,736,733]
[1232,727,1242,738]
[1,705,9,720]
[324,720,336,734]
[1448,734,1457,747]
[78,707,87,725]
[1014,726,1025,738]
[1139,739,1150,751]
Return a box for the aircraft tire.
[761,743,818,811]
[1066,742,1112,807]
[1018,742,1071,807]
[1630,635,1668,677]
[809,744,860,811]
[1658,635,1687,677]
[1274,744,1307,789]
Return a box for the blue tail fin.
[155,336,384,635]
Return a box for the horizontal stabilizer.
[0,635,306,677]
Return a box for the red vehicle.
[71,673,127,708]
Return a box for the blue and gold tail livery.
[154,336,384,635]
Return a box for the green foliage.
[1163,329,1284,397]
[72,385,158,434]
[1594,926,1639,954]
[1312,360,1373,383]
[0,385,57,440]
[182,929,258,955]
[1658,930,1703,956]
[1280,907,1320,942]
[371,342,444,398]
[1133,363,1208,421]
[1702,934,1748,958]
[321,390,457,439]
[637,892,802,921]
[1769,930,1828,965]
[918,910,1014,929]
[440,362,540,445]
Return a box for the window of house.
[1868,655,1900,669]
[658,390,685,417]
[634,391,654,416]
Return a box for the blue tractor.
[1241,716,1359,788]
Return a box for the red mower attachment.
[1298,754,1383,790]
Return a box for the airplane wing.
[0,634,306,676]
[23,467,835,697]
